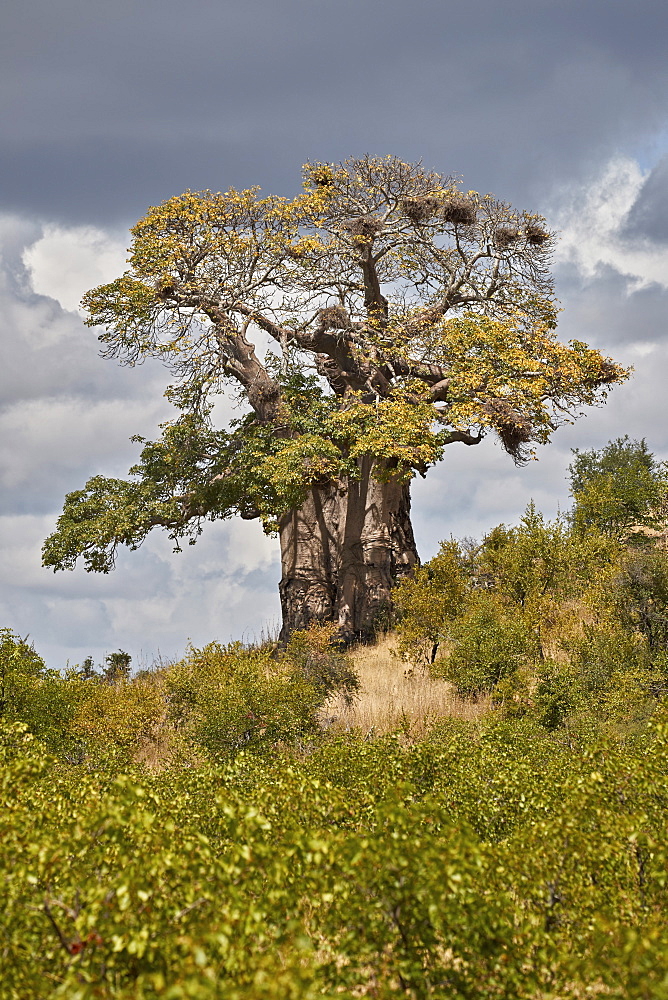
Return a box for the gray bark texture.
[278,458,418,643]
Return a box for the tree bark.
[278,457,419,643]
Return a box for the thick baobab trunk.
[278,457,419,643]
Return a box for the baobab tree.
[43,156,627,641]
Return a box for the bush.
[71,674,165,760]
[570,435,668,539]
[6,714,668,997]
[284,623,360,706]
[0,628,88,756]
[437,592,538,696]
[613,547,668,650]
[165,641,323,757]
[394,539,468,663]
[0,627,47,721]
[102,649,132,684]
[480,503,614,615]
[532,659,583,730]
[564,620,649,693]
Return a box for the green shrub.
[533,659,583,730]
[528,625,662,733]
[284,623,360,706]
[165,641,322,756]
[393,539,468,663]
[570,435,668,539]
[437,592,538,696]
[613,547,668,650]
[480,503,616,614]
[0,627,47,721]
[71,674,165,760]
[0,628,89,756]
[564,620,649,692]
[6,714,668,998]
[102,649,132,684]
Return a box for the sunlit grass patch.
[323,635,492,736]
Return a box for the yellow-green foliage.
[438,591,539,696]
[284,623,360,706]
[478,502,616,614]
[4,709,668,998]
[393,540,468,663]
[0,627,49,721]
[394,500,668,731]
[0,628,84,755]
[14,440,668,995]
[71,677,165,756]
[570,435,668,539]
[0,629,356,766]
[4,597,668,996]
[164,640,323,756]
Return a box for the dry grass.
[323,635,492,736]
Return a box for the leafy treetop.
[570,436,668,539]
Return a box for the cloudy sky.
[2,0,668,668]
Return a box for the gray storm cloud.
[623,157,668,244]
[2,0,668,221]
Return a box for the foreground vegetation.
[5,438,668,997]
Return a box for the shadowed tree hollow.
[43,156,628,641]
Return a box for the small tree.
[394,540,469,664]
[102,650,132,684]
[439,592,538,697]
[613,548,668,652]
[43,156,627,641]
[570,436,668,539]
[0,629,46,722]
[77,656,99,681]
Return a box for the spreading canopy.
[43,156,628,574]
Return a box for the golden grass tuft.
[323,635,492,736]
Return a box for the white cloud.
[0,396,168,495]
[223,519,277,576]
[0,510,281,668]
[0,215,284,668]
[629,341,657,358]
[23,224,127,313]
[554,156,668,291]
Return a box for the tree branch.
[440,429,483,446]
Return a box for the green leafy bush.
[437,592,538,696]
[613,546,668,650]
[165,641,322,757]
[0,627,48,721]
[284,623,360,706]
[5,711,668,998]
[564,620,649,692]
[479,503,617,620]
[570,435,668,539]
[0,628,88,756]
[102,649,133,683]
[393,539,468,663]
[71,674,165,760]
[10,435,668,995]
[394,506,618,683]
[532,658,584,730]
